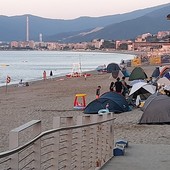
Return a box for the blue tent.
[151,67,160,78]
[122,69,130,77]
[84,92,130,114]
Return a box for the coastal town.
[0,30,167,68]
[0,30,170,54]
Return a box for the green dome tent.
[129,67,147,81]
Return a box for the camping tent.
[129,82,156,97]
[151,67,160,78]
[84,91,130,114]
[107,63,121,73]
[129,79,145,86]
[141,92,161,111]
[107,63,124,79]
[139,94,170,124]
[157,77,170,86]
[129,67,147,81]
[152,65,170,80]
[121,68,130,77]
[159,65,170,77]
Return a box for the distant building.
[157,31,170,39]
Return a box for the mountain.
[0,3,169,42]
[47,4,170,43]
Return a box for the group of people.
[109,76,131,97]
[96,76,131,99]
[43,70,53,80]
[18,79,29,87]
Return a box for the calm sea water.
[0,51,135,86]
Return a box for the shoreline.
[0,50,136,87]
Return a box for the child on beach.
[96,86,101,99]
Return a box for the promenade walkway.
[101,144,170,170]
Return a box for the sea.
[0,50,135,86]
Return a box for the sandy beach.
[0,65,170,154]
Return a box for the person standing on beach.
[121,76,129,97]
[43,71,46,81]
[50,70,53,79]
[114,77,123,94]
[109,82,114,92]
[96,86,101,99]
[84,73,87,80]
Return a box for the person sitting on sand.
[18,79,24,87]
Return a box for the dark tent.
[129,67,147,81]
[107,63,121,73]
[139,94,170,124]
[141,92,161,111]
[164,72,170,79]
[84,91,130,114]
[151,67,160,78]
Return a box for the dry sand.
[0,65,170,154]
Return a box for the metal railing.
[0,113,115,170]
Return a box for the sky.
[0,0,170,20]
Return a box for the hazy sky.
[1,0,170,19]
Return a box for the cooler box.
[115,139,128,148]
[113,146,125,156]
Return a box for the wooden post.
[9,120,41,170]
[82,115,91,169]
[33,121,41,170]
[52,117,61,170]
[76,116,83,170]
[65,117,74,170]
